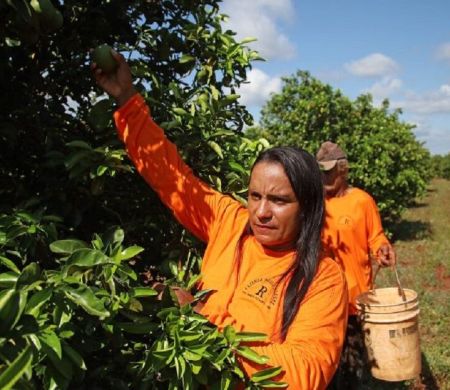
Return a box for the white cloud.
[439,84,450,95]
[221,0,296,60]
[411,119,450,155]
[436,43,450,61]
[238,68,282,107]
[393,84,450,114]
[365,77,403,99]
[345,53,399,77]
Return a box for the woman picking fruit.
[92,48,348,389]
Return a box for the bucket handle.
[372,263,407,302]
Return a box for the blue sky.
[221,0,450,155]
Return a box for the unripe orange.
[92,44,118,74]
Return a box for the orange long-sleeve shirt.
[114,94,348,389]
[322,188,389,314]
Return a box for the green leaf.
[0,272,18,288]
[235,346,269,365]
[0,289,27,334]
[228,161,248,175]
[0,256,20,274]
[0,345,33,390]
[235,332,267,343]
[152,346,176,368]
[178,330,203,344]
[96,165,108,176]
[15,262,41,289]
[43,363,70,389]
[117,263,137,281]
[6,226,28,241]
[173,107,188,116]
[219,371,233,390]
[168,260,178,277]
[193,289,213,301]
[66,140,92,150]
[223,325,236,344]
[61,341,87,370]
[190,360,202,375]
[174,355,186,379]
[257,380,288,388]
[40,342,73,381]
[130,287,158,298]
[25,288,53,316]
[210,85,219,101]
[49,239,88,255]
[40,330,62,359]
[115,245,144,261]
[182,350,203,362]
[222,94,240,105]
[187,274,202,290]
[250,366,283,382]
[5,37,21,47]
[62,286,110,317]
[63,248,113,274]
[179,55,195,64]
[240,37,257,44]
[208,141,224,159]
[117,321,158,334]
[52,300,72,327]
[157,306,180,321]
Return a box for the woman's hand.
[91,49,136,107]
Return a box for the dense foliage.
[247,71,432,225]
[430,153,450,179]
[0,0,279,388]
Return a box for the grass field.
[364,178,450,390]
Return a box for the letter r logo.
[255,286,268,298]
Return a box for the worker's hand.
[376,243,396,267]
[91,49,136,106]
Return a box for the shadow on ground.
[390,220,432,242]
[359,352,440,390]
[419,352,441,390]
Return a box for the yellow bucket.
[356,287,421,381]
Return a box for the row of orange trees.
[247,71,432,227]
[431,153,450,179]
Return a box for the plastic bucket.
[356,287,421,381]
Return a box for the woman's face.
[248,161,300,250]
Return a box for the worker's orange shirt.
[322,188,389,314]
[114,94,348,389]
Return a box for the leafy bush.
[247,71,432,224]
[0,221,284,389]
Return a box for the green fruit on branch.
[92,44,118,74]
[30,0,63,32]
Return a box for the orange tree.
[247,71,432,226]
[431,153,450,179]
[0,1,282,388]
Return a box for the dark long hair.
[249,146,325,340]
